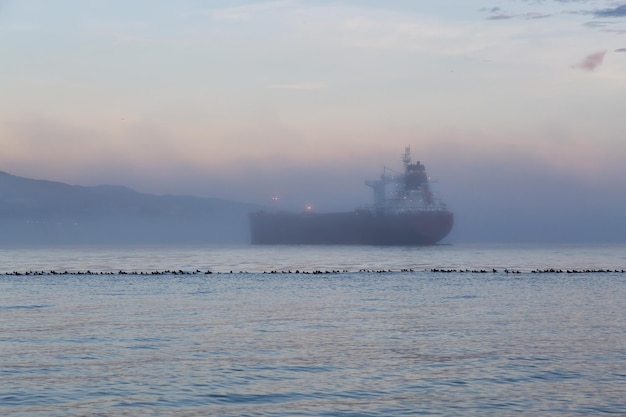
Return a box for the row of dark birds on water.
[1,268,625,276]
[430,268,626,274]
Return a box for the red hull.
[249,210,453,245]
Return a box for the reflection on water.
[1,245,625,416]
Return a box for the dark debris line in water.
[1,268,625,276]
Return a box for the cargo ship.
[249,147,453,245]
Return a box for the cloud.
[486,1,626,26]
[616,47,626,52]
[268,83,325,90]
[487,14,516,20]
[483,8,551,21]
[482,7,516,20]
[573,50,607,71]
[585,21,613,28]
[524,12,551,19]
[190,0,293,22]
[594,4,626,18]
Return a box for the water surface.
[1,244,625,416]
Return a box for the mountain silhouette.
[0,171,259,245]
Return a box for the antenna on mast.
[402,146,411,169]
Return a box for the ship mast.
[402,146,411,172]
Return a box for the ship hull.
[249,210,453,245]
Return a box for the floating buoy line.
[1,268,624,276]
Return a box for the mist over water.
[4,145,626,246]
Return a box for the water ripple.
[1,245,625,416]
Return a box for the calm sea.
[1,244,625,416]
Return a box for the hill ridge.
[0,171,257,245]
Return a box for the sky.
[1,0,625,243]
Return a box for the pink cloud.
[574,51,607,71]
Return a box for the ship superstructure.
[365,146,448,215]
